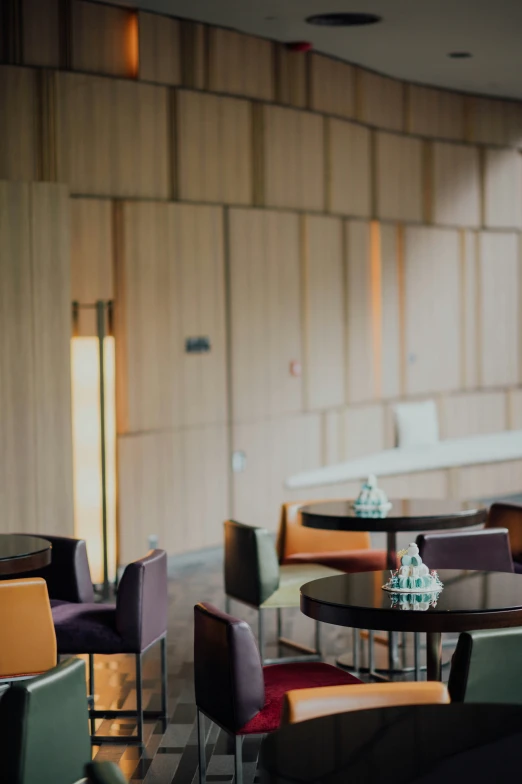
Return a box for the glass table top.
[0,534,51,561]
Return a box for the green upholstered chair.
[449,627,522,703]
[86,762,128,783]
[0,657,91,784]
[224,520,343,663]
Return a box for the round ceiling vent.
[306,13,382,27]
[448,51,472,58]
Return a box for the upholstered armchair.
[15,534,95,604]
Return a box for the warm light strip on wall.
[370,220,382,398]
[126,12,139,78]
[71,336,117,584]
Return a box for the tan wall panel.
[379,470,449,500]
[177,90,252,204]
[309,54,354,118]
[483,148,522,229]
[454,459,522,499]
[467,96,510,146]
[303,215,345,409]
[431,142,481,227]
[375,132,424,222]
[0,66,38,181]
[116,202,227,433]
[380,224,402,399]
[261,105,325,211]
[228,209,303,422]
[509,389,522,428]
[440,391,507,439]
[22,0,60,67]
[179,20,206,90]
[404,227,461,394]
[232,413,322,530]
[478,232,519,387]
[345,220,375,403]
[138,11,181,85]
[71,0,138,78]
[327,118,371,217]
[70,198,114,305]
[30,183,74,535]
[342,403,385,460]
[462,230,479,389]
[275,46,307,108]
[56,73,170,198]
[357,70,404,131]
[208,28,273,100]
[407,85,465,141]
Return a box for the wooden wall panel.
[228,209,302,422]
[261,105,324,211]
[208,28,273,100]
[345,220,375,403]
[309,54,354,118]
[116,202,227,434]
[467,96,510,146]
[138,11,181,85]
[342,404,385,460]
[302,215,345,409]
[56,73,170,198]
[22,0,60,67]
[357,70,404,131]
[404,227,461,394]
[232,413,322,530]
[379,470,449,500]
[478,232,519,387]
[71,198,114,305]
[509,389,522,428]
[177,90,252,204]
[454,459,522,500]
[440,391,507,439]
[179,20,206,90]
[327,118,371,217]
[483,149,522,229]
[71,0,138,78]
[462,230,479,390]
[275,46,307,108]
[407,85,465,141]
[431,142,481,227]
[375,132,424,222]
[380,224,402,398]
[0,66,38,180]
[30,183,74,535]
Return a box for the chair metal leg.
[234,735,243,784]
[197,708,206,784]
[368,630,375,674]
[258,609,264,663]
[314,620,321,658]
[160,635,168,719]
[136,653,144,744]
[276,608,282,640]
[89,654,96,735]
[225,596,231,614]
[414,632,421,681]
[352,628,360,672]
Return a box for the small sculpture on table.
[383,542,443,600]
[352,474,392,518]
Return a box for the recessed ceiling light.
[306,12,382,27]
[448,51,472,58]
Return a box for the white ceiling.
[107,0,522,100]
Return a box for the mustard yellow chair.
[281,681,450,724]
[0,578,57,680]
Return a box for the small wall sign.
[185,336,211,354]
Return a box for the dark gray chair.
[449,627,522,703]
[487,502,522,571]
[86,761,129,783]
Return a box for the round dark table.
[0,534,51,576]
[259,703,522,784]
[300,499,487,570]
[301,568,522,680]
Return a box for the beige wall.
[1,0,521,561]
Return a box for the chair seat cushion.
[514,560,522,574]
[261,564,343,609]
[239,662,362,734]
[51,602,131,654]
[284,549,387,574]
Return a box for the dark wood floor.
[89,548,447,783]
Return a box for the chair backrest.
[86,761,128,783]
[224,520,280,607]
[277,502,370,564]
[449,628,522,703]
[194,602,264,732]
[282,682,450,724]
[116,549,167,652]
[488,502,522,562]
[0,578,57,679]
[416,528,514,573]
[0,657,91,784]
[16,534,95,603]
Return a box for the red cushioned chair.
[194,602,361,784]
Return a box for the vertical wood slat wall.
[1,0,522,559]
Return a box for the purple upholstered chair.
[52,549,168,745]
[487,502,522,572]
[416,528,514,573]
[194,602,361,784]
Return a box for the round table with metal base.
[0,534,51,576]
[301,568,522,681]
[300,499,487,677]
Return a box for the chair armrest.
[224,520,280,607]
[116,550,167,651]
[281,682,450,724]
[15,534,94,603]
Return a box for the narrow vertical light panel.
[71,336,117,584]
[370,220,382,398]
[126,12,139,78]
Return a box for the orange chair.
[0,578,57,680]
[277,501,387,573]
[282,681,450,724]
